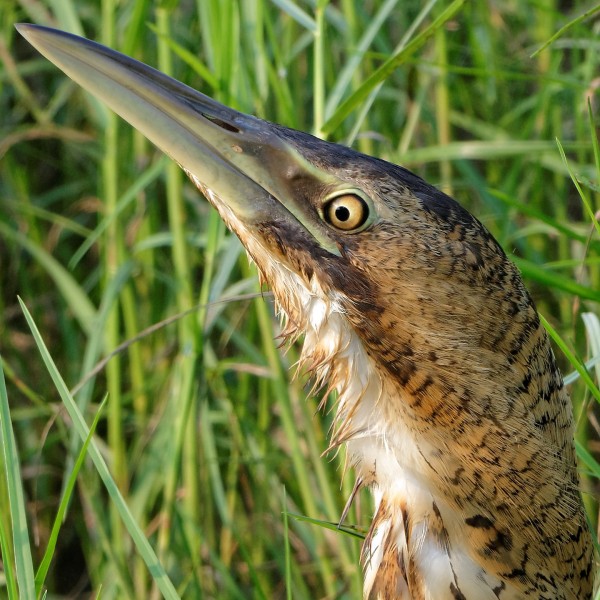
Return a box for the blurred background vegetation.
[1,0,599,598]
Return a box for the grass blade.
[287,512,366,539]
[34,395,108,596]
[511,256,600,303]
[531,4,600,57]
[0,505,19,599]
[270,0,316,31]
[540,313,600,405]
[0,358,36,599]
[556,138,600,238]
[321,0,465,134]
[17,298,180,600]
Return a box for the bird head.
[18,24,593,599]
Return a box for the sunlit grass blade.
[0,499,19,599]
[321,0,465,134]
[556,138,600,238]
[324,0,400,121]
[18,297,181,600]
[0,358,36,599]
[540,313,600,405]
[582,313,600,384]
[531,4,600,57]
[576,440,600,479]
[511,256,600,303]
[342,0,437,146]
[287,512,366,540]
[399,140,586,165]
[564,354,600,386]
[270,0,316,31]
[35,395,108,596]
[491,189,599,248]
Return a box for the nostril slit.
[201,113,240,133]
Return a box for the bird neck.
[268,265,591,599]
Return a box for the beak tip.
[15,23,35,37]
[15,24,73,51]
[15,23,48,47]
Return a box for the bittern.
[18,24,594,599]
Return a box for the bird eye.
[322,193,370,231]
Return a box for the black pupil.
[335,205,351,222]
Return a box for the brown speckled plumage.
[19,25,595,600]
[227,130,594,599]
[205,125,594,598]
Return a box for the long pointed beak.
[16,24,341,256]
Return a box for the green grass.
[1,1,599,597]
